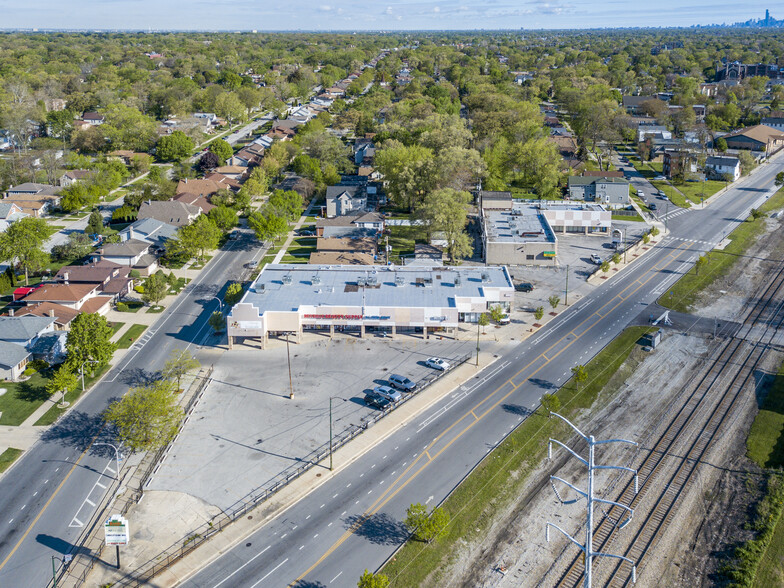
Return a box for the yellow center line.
[290,241,697,585]
[0,439,97,572]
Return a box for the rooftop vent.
[282,274,292,285]
[312,275,321,285]
[357,277,366,287]
[366,275,377,286]
[481,272,490,282]
[454,274,461,286]
[395,275,405,287]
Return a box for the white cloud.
[319,4,332,11]
[433,6,440,12]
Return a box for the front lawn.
[116,324,148,349]
[116,301,144,313]
[650,181,691,209]
[0,370,55,426]
[34,364,110,426]
[388,225,424,264]
[674,180,726,203]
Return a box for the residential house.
[761,111,784,131]
[0,202,28,232]
[211,166,248,182]
[354,141,376,166]
[567,177,630,208]
[21,282,111,313]
[176,178,223,199]
[138,200,201,227]
[0,315,56,347]
[14,302,80,330]
[204,172,242,192]
[315,212,385,239]
[82,112,105,126]
[3,183,62,217]
[325,185,367,217]
[108,151,144,165]
[623,96,665,116]
[59,169,93,187]
[231,143,266,167]
[637,125,672,142]
[662,150,698,180]
[119,217,179,249]
[514,72,535,85]
[271,119,301,135]
[705,156,741,181]
[0,340,31,381]
[722,124,784,153]
[95,239,157,276]
[55,259,134,299]
[173,193,215,214]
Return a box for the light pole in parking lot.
[286,333,294,399]
[329,396,345,471]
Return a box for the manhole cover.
[246,542,252,547]
[316,473,322,477]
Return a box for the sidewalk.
[271,195,320,264]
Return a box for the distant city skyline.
[0,2,777,32]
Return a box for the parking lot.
[147,335,506,510]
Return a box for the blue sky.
[0,1,772,30]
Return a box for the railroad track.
[553,260,784,588]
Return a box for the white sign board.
[104,515,129,546]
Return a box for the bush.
[129,269,141,279]
[28,359,49,372]
[134,285,144,294]
[116,302,129,312]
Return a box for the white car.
[590,254,603,264]
[425,357,450,371]
[373,385,402,403]
[654,175,666,181]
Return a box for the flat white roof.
[235,264,513,313]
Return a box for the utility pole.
[545,412,639,587]
[329,397,334,470]
[623,230,627,264]
[286,333,294,399]
[564,265,569,305]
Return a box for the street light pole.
[93,442,121,480]
[51,554,72,588]
[329,397,334,471]
[286,333,294,399]
[564,264,569,305]
[212,296,223,313]
[79,358,98,393]
[475,320,480,367]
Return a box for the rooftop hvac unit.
[311,275,321,285]
[454,274,461,286]
[357,277,366,287]
[481,272,490,282]
[395,275,405,286]
[366,275,377,286]
[282,275,292,285]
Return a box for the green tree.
[142,272,168,306]
[549,295,560,310]
[208,310,225,333]
[426,506,450,542]
[102,104,158,152]
[375,141,435,211]
[87,210,104,235]
[650,227,660,237]
[209,205,238,232]
[416,188,472,263]
[540,393,561,416]
[46,366,78,408]
[224,282,244,306]
[162,348,200,391]
[404,502,430,539]
[357,570,389,588]
[65,313,117,373]
[478,312,490,334]
[534,306,544,321]
[215,92,247,124]
[612,252,621,264]
[209,139,233,164]
[601,261,610,273]
[268,189,303,222]
[156,130,194,162]
[0,217,50,285]
[173,216,221,262]
[715,137,728,153]
[104,379,182,453]
[738,151,756,176]
[249,210,289,243]
[490,305,505,323]
[571,364,588,391]
[130,153,152,176]
[775,172,784,187]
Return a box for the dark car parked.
[515,282,534,293]
[364,392,391,410]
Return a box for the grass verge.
[33,364,110,426]
[382,326,655,586]
[0,371,54,426]
[0,448,23,474]
[116,324,148,349]
[659,187,784,312]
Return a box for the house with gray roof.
[567,177,630,208]
[325,185,367,217]
[0,340,31,381]
[137,200,201,228]
[0,201,29,232]
[95,239,158,276]
[119,218,179,249]
[0,315,57,347]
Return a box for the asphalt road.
[0,229,265,588]
[184,155,784,588]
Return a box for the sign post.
[104,515,129,569]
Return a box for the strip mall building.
[227,264,514,349]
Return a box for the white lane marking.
[360,473,364,478]
[320,504,325,508]
[371,464,376,469]
[305,515,311,520]
[346,483,351,488]
[299,545,304,550]
[341,511,346,516]
[292,525,298,530]
[333,493,338,498]
[95,482,106,490]
[33,491,38,496]
[70,517,83,528]
[331,572,343,584]
[7,519,12,524]
[368,490,372,495]
[249,558,289,588]
[44,480,48,484]
[313,534,319,539]
[20,505,25,510]
[280,533,287,539]
[328,522,333,527]
[212,545,271,588]
[85,499,95,507]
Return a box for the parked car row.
[363,358,451,409]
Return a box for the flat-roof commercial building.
[480,197,611,266]
[227,264,514,349]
